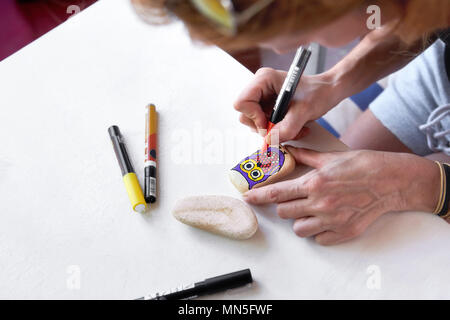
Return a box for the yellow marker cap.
[123,172,147,213]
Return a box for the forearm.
[321,29,427,106]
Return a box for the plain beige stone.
[172,195,258,240]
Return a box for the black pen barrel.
[108,125,135,175]
[270,46,312,124]
[139,269,253,300]
[144,165,157,203]
[151,286,200,300]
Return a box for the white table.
[1,0,450,300]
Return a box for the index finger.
[234,99,267,130]
[243,178,308,205]
[234,70,283,130]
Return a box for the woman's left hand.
[243,147,441,245]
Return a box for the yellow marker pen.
[108,125,147,213]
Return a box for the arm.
[234,28,432,143]
[322,28,430,108]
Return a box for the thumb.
[285,147,331,169]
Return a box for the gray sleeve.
[369,40,450,156]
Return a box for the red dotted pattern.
[256,150,280,174]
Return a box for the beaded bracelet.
[434,162,450,218]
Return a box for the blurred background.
[2,0,373,139]
[0,0,97,61]
[1,0,368,138]
[0,0,355,73]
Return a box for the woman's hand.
[234,68,339,143]
[243,147,441,245]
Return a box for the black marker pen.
[108,125,147,213]
[136,269,253,300]
[262,46,312,152]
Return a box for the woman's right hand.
[234,67,339,142]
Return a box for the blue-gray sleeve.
[369,40,450,156]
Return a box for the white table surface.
[1,0,450,300]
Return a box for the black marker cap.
[196,269,253,295]
[108,125,121,138]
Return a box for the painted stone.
[229,145,295,193]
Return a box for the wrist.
[406,158,441,213]
[318,69,350,108]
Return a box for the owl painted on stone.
[229,145,295,193]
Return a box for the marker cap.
[196,269,253,295]
[123,172,147,213]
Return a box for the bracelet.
[433,162,450,218]
[442,164,450,218]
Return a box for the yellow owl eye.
[249,169,264,181]
[240,159,256,172]
[240,159,263,181]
